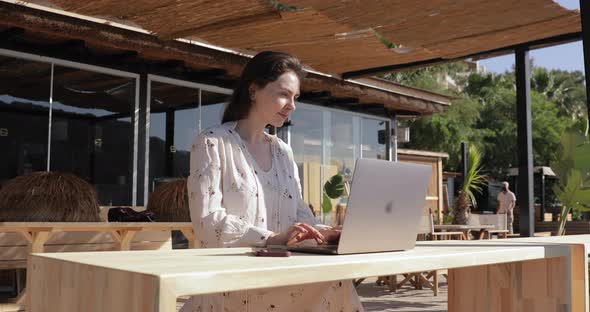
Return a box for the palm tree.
[532,68,587,120]
[453,145,487,224]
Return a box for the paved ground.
[176,277,448,311]
[357,277,447,312]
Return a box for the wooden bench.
[0,222,197,311]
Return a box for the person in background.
[181,51,363,312]
[497,181,516,234]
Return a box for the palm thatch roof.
[0,172,101,222]
[146,179,189,222]
[12,0,581,77]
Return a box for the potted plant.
[322,174,347,225]
[453,145,487,225]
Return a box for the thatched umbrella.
[147,178,190,222]
[0,172,101,222]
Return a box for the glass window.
[148,82,229,193]
[290,107,323,218]
[361,117,388,160]
[50,66,136,205]
[200,90,228,130]
[0,56,51,187]
[324,111,357,225]
[148,81,200,191]
[290,106,389,225]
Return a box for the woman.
[181,51,363,311]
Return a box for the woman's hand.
[266,223,325,246]
[318,228,341,244]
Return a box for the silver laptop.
[281,158,432,255]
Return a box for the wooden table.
[434,224,495,239]
[0,222,197,252]
[29,235,590,312]
[0,222,197,309]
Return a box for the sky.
[478,0,585,74]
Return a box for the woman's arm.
[187,132,272,247]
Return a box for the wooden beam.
[325,97,359,105]
[50,39,86,52]
[184,68,227,81]
[0,27,24,39]
[299,91,331,101]
[0,1,247,76]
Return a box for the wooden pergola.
[1,0,589,236]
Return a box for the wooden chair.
[377,209,462,296]
[469,214,508,239]
[428,209,467,241]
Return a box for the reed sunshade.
[18,0,581,76]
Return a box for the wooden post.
[515,47,535,237]
[580,0,590,134]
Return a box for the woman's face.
[250,71,300,127]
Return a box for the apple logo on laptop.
[385,201,395,214]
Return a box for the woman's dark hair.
[222,51,306,123]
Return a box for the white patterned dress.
[181,122,363,312]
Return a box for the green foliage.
[269,0,303,12]
[403,95,482,170]
[551,130,590,235]
[373,30,400,49]
[453,145,487,224]
[532,68,587,119]
[475,89,573,175]
[385,61,585,179]
[462,145,487,208]
[322,174,345,223]
[384,63,469,95]
[324,174,344,198]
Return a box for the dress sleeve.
[187,132,273,248]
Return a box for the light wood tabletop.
[433,224,495,231]
[0,222,194,232]
[29,235,590,312]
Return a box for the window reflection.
[200,90,227,130]
[148,83,228,193]
[325,112,356,225]
[0,56,51,186]
[290,107,323,218]
[361,118,387,160]
[50,66,136,205]
[148,81,199,191]
[290,106,388,225]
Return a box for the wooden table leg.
[29,255,174,312]
[463,230,472,240]
[180,229,198,249]
[111,230,138,251]
[448,244,586,312]
[25,231,52,311]
[353,278,366,288]
[387,275,397,292]
[477,230,487,240]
